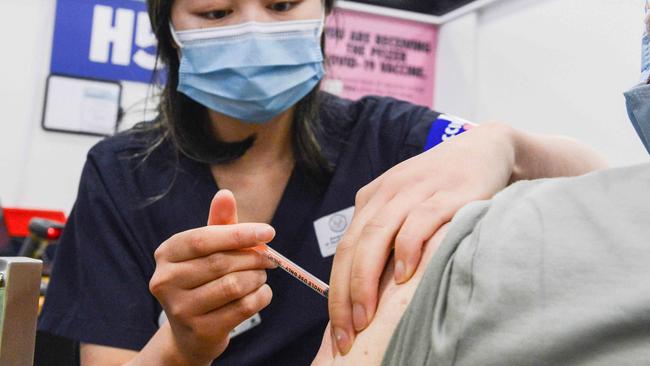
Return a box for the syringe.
[252,244,329,298]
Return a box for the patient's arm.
[313,225,449,366]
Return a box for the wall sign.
[50,0,158,84]
[42,74,122,137]
[322,9,438,107]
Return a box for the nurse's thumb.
[207,189,239,226]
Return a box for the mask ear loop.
[317,10,326,38]
[315,0,328,38]
[169,22,184,48]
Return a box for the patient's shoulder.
[383,163,650,366]
[483,163,650,239]
[493,163,650,211]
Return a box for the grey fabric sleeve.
[382,163,650,366]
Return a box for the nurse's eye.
[202,9,233,20]
[268,1,298,12]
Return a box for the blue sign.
[424,115,473,151]
[51,0,160,84]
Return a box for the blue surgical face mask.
[170,18,326,124]
[624,1,650,155]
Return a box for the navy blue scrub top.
[39,93,447,365]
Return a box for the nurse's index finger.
[328,197,386,353]
[158,224,276,262]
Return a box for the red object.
[46,227,63,240]
[2,208,66,237]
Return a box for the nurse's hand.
[329,123,516,354]
[148,190,277,365]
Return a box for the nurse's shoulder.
[320,92,437,131]
[318,92,440,166]
[80,122,180,206]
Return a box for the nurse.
[38,0,607,365]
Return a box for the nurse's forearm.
[124,322,211,366]
[504,125,608,182]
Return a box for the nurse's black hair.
[143,0,336,188]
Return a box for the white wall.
[0,0,647,213]
[435,0,647,166]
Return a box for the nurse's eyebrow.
[185,0,232,8]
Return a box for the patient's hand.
[312,224,449,366]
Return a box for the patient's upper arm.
[312,225,449,366]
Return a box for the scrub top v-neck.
[38,93,443,365]
[187,155,326,275]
